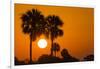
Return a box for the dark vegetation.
[15,48,94,65]
[15,8,94,65]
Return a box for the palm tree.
[46,15,63,56]
[21,9,46,63]
[52,43,60,57]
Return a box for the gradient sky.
[14,4,94,61]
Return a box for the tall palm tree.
[46,15,63,56]
[52,43,60,57]
[21,9,46,63]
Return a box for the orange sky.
[14,4,94,61]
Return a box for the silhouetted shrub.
[83,54,94,61]
[61,49,79,62]
[38,54,61,63]
[15,57,26,65]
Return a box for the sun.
[38,39,47,48]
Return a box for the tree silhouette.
[83,54,94,61]
[52,43,60,57]
[38,54,61,63]
[46,15,63,56]
[61,49,69,59]
[61,49,79,62]
[21,9,46,63]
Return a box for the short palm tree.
[21,9,46,63]
[46,15,63,56]
[52,43,60,57]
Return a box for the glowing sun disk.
[38,39,47,48]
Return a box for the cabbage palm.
[21,9,46,63]
[52,43,60,57]
[46,15,63,56]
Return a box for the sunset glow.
[37,39,47,48]
[15,4,94,63]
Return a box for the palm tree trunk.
[30,35,32,64]
[55,51,56,57]
[50,37,53,56]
